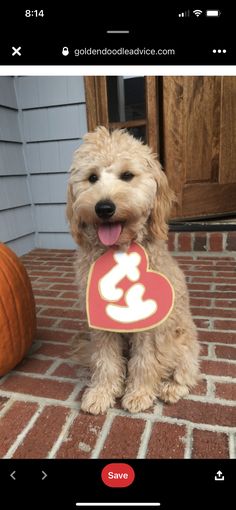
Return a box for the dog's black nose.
[95,200,116,219]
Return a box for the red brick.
[36,317,56,328]
[52,363,80,379]
[30,271,63,277]
[57,319,87,331]
[197,256,234,261]
[190,298,212,307]
[190,379,207,396]
[39,277,74,283]
[36,329,75,342]
[214,319,236,330]
[193,233,207,251]
[215,299,236,308]
[35,343,70,359]
[209,233,223,252]
[215,285,236,291]
[185,270,214,277]
[0,401,38,457]
[60,291,79,299]
[0,397,9,410]
[191,308,236,318]
[190,291,236,299]
[56,414,105,458]
[200,345,208,357]
[226,232,236,251]
[167,232,175,251]
[34,289,62,299]
[188,284,211,291]
[13,406,70,458]
[218,272,236,278]
[198,331,236,344]
[147,422,186,459]
[50,284,78,291]
[164,399,236,426]
[194,318,211,329]
[41,307,82,319]
[178,233,192,252]
[201,360,236,378]
[215,345,236,360]
[0,374,74,400]
[32,282,51,289]
[215,382,236,400]
[100,416,145,458]
[215,261,236,267]
[192,277,235,283]
[192,430,229,458]
[35,298,77,307]
[15,357,53,374]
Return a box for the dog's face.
[67,127,174,248]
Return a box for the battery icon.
[206,10,221,16]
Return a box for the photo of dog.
[67,126,200,415]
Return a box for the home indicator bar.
[75,504,161,507]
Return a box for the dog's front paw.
[122,390,155,413]
[157,381,189,404]
[81,387,115,415]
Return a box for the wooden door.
[163,77,236,219]
[84,76,159,153]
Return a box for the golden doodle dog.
[67,127,200,415]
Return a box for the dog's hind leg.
[156,326,200,404]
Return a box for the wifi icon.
[193,9,203,16]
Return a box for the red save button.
[101,463,135,488]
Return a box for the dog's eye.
[88,174,99,183]
[120,171,134,181]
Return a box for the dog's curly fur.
[67,127,200,415]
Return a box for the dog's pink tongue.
[98,223,122,246]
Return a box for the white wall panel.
[35,204,68,232]
[16,76,85,109]
[22,104,87,142]
[25,139,81,173]
[0,177,30,210]
[0,206,34,242]
[0,142,26,176]
[30,173,68,204]
[0,77,18,108]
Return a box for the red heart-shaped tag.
[86,243,174,332]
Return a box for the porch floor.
[0,248,236,459]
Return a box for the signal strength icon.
[193,9,203,17]
[178,10,190,17]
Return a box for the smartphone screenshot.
[0,6,235,509]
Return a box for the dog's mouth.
[97,222,123,246]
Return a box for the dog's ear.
[148,161,175,241]
[66,183,84,246]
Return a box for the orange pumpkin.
[0,243,36,376]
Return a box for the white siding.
[35,205,68,232]
[15,76,87,249]
[30,174,68,204]
[25,139,81,174]
[17,77,85,109]
[0,206,34,242]
[0,142,26,176]
[0,76,86,253]
[0,77,34,255]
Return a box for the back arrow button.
[10,471,16,480]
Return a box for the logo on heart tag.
[86,242,174,332]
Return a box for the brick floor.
[0,248,235,459]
